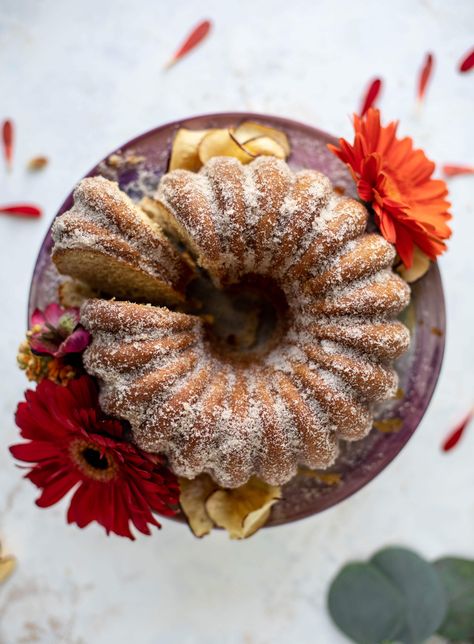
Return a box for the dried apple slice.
[205,477,281,539]
[234,121,291,157]
[396,247,431,283]
[179,474,217,538]
[242,136,286,159]
[169,128,210,171]
[198,129,255,164]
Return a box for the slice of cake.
[52,176,193,305]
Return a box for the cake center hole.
[188,275,288,359]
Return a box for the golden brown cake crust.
[51,176,192,305]
[78,157,411,488]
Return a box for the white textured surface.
[0,1,473,642]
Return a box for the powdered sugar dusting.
[76,157,411,488]
[52,176,189,286]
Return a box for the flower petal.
[43,303,66,327]
[55,327,91,357]
[35,470,79,507]
[10,441,59,462]
[30,309,46,327]
[394,225,415,268]
[29,337,59,356]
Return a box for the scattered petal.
[459,48,474,73]
[417,52,434,103]
[442,164,474,178]
[0,204,42,218]
[2,119,14,171]
[27,156,49,171]
[165,19,212,69]
[442,408,474,452]
[360,78,382,117]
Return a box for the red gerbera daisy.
[10,376,179,539]
[328,108,452,267]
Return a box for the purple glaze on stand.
[27,113,446,528]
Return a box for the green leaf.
[435,557,474,641]
[371,547,447,643]
[328,562,406,644]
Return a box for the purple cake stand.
[28,112,446,528]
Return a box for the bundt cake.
[51,176,192,305]
[51,155,412,488]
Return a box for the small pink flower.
[29,303,90,358]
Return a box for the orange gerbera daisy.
[328,108,452,267]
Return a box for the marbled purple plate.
[28,112,446,528]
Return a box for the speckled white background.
[0,1,473,642]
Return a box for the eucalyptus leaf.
[435,557,474,641]
[371,547,447,644]
[328,562,406,644]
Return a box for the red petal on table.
[459,48,474,72]
[2,119,14,171]
[417,52,434,103]
[359,78,382,117]
[0,204,42,218]
[442,408,474,452]
[165,20,212,69]
[442,164,474,177]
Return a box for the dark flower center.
[82,447,109,470]
[69,439,118,482]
